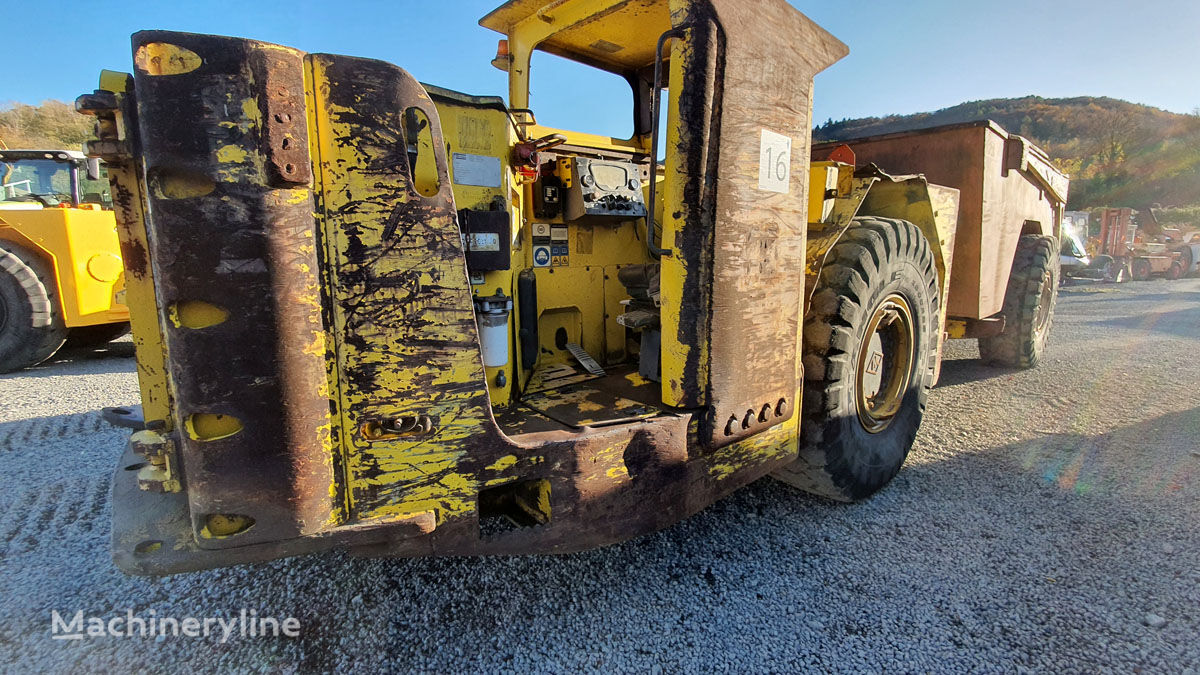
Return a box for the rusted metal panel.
[813,121,1067,319]
[700,0,847,445]
[130,31,336,549]
[106,4,851,574]
[307,52,496,525]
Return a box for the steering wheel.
[17,193,68,207]
[530,133,567,151]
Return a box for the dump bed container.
[814,120,1068,319]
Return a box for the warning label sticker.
[533,245,552,267]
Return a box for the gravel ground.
[0,279,1197,673]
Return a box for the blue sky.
[3,0,1196,138]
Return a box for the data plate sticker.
[758,128,792,194]
[468,232,500,252]
[452,153,502,188]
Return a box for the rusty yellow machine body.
[82,0,1067,575]
[0,149,129,372]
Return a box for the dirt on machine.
[77,0,1067,575]
[0,149,130,372]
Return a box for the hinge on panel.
[128,430,182,493]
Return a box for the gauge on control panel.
[563,156,648,223]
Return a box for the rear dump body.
[94,0,853,574]
[813,121,1068,320]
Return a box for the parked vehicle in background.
[0,149,129,371]
[1094,207,1184,281]
[1060,223,1091,279]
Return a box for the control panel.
[458,208,510,272]
[562,156,647,223]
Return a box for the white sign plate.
[451,152,502,188]
[758,128,792,194]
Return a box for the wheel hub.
[855,294,915,434]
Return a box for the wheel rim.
[855,293,915,434]
[1033,272,1055,339]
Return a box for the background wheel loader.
[78,0,1067,575]
[0,149,130,372]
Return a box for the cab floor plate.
[510,364,671,430]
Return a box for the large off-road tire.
[773,217,939,502]
[978,235,1059,369]
[64,322,131,348]
[1175,246,1195,277]
[1130,257,1152,281]
[0,243,68,372]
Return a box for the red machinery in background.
[1095,207,1183,280]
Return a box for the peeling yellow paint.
[241,97,261,125]
[216,144,249,164]
[624,372,651,387]
[486,455,519,472]
[284,188,311,205]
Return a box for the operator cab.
[0,149,111,209]
[438,1,679,435]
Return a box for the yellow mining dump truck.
[0,149,130,371]
[78,0,1067,575]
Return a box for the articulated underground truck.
[78,0,1067,574]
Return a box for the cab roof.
[480,0,671,74]
[0,149,87,162]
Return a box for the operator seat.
[616,263,661,381]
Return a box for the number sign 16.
[758,128,792,194]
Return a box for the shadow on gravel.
[1085,308,1200,340]
[0,342,137,380]
[2,411,1197,670]
[935,357,1015,388]
[976,406,1200,498]
[1061,289,1200,304]
[0,410,115,453]
[263,407,1199,671]
[52,341,136,362]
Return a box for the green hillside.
[814,96,1200,213]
